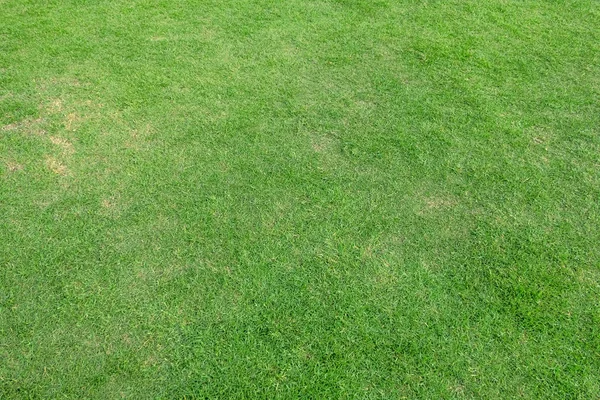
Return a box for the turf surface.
[1,0,599,398]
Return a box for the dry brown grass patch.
[5,161,24,172]
[2,117,46,135]
[49,135,75,154]
[45,156,69,175]
[418,195,459,215]
[64,113,83,131]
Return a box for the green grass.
[1,0,599,398]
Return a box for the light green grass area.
[1,0,599,398]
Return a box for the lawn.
[1,0,599,398]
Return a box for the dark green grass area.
[1,0,599,398]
